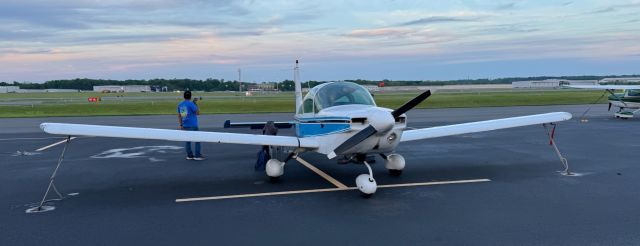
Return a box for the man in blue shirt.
[177,90,204,160]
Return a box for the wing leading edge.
[401,112,572,142]
[567,85,640,90]
[40,123,319,148]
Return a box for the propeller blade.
[608,103,612,111]
[328,125,377,159]
[391,90,432,118]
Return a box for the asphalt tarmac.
[1,104,639,245]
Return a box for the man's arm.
[177,113,183,129]
[193,100,201,115]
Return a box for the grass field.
[0,90,607,118]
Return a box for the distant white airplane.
[568,85,640,119]
[40,61,572,197]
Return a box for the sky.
[1,0,640,83]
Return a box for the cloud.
[397,16,480,26]
[588,3,640,14]
[346,28,415,38]
[2,1,640,82]
[263,11,323,26]
[590,7,617,14]
[0,48,57,55]
[0,28,52,40]
[0,3,89,29]
[473,24,541,34]
[69,33,190,45]
[494,2,517,10]
[216,30,265,37]
[0,0,250,30]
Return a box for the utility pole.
[238,68,242,92]
[294,60,302,111]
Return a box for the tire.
[389,169,403,176]
[269,176,281,183]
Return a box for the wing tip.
[557,112,573,121]
[40,123,49,132]
[327,152,337,159]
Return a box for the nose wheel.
[356,161,377,197]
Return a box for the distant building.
[10,89,79,93]
[512,79,598,88]
[363,85,380,92]
[0,86,19,93]
[247,83,277,91]
[150,85,168,92]
[93,85,151,93]
[599,77,640,83]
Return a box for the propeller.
[327,90,431,159]
[392,90,432,118]
[608,103,612,111]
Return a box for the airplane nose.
[368,109,395,133]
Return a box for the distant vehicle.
[567,85,640,119]
[40,61,572,197]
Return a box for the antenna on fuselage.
[294,60,302,113]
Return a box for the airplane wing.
[401,112,571,142]
[40,123,319,148]
[223,120,294,129]
[567,85,640,90]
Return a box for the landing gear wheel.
[266,159,284,179]
[355,174,377,198]
[384,154,405,176]
[388,169,403,176]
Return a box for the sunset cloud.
[1,0,639,82]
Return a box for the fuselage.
[609,90,640,109]
[294,82,406,155]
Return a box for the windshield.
[628,89,640,97]
[314,82,375,111]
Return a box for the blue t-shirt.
[178,100,199,127]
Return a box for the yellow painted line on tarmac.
[377,179,491,188]
[295,157,349,189]
[176,187,357,202]
[35,137,77,151]
[175,178,491,203]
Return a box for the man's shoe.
[193,156,205,161]
[186,156,195,160]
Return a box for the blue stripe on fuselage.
[296,122,350,137]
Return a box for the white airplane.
[40,61,573,197]
[568,85,640,119]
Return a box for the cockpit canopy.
[298,82,376,114]
[627,89,640,97]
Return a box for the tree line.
[1,75,639,91]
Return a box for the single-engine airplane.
[40,61,573,197]
[567,85,640,119]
